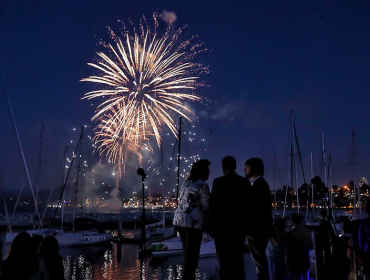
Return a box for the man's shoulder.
[237,175,251,186]
[290,225,311,236]
[255,177,268,185]
[215,173,250,184]
[213,176,223,184]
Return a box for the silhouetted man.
[245,157,273,280]
[211,156,250,280]
[286,213,313,280]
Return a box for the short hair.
[222,156,236,171]
[291,213,303,225]
[274,217,286,231]
[187,159,211,182]
[245,158,264,176]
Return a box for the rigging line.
[38,147,65,228]
[0,68,43,230]
[11,181,26,222]
[50,128,84,227]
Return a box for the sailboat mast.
[291,112,299,213]
[34,123,45,230]
[321,132,328,187]
[291,144,294,213]
[311,152,314,221]
[273,150,277,216]
[327,155,335,216]
[51,128,83,228]
[0,176,12,233]
[176,116,183,204]
[311,151,318,280]
[283,144,292,218]
[321,131,333,212]
[72,127,83,232]
[61,146,67,230]
[352,131,358,217]
[160,143,165,233]
[292,116,308,216]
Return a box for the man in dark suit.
[286,213,313,280]
[210,156,250,280]
[245,157,274,280]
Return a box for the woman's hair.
[8,231,32,259]
[39,236,60,257]
[187,159,211,182]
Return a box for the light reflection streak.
[60,243,216,279]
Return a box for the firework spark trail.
[82,13,208,152]
[93,105,153,178]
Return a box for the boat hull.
[6,231,113,247]
[150,237,216,258]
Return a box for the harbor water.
[59,242,257,280]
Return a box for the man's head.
[245,158,264,179]
[222,156,236,174]
[291,213,303,226]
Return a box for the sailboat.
[150,235,216,258]
[52,127,112,247]
[1,71,112,247]
[7,128,113,246]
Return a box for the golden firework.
[82,13,207,148]
[93,105,153,177]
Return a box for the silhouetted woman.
[173,159,211,280]
[0,232,37,280]
[266,217,287,280]
[38,236,64,280]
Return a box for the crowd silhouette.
[173,156,370,280]
[0,232,64,280]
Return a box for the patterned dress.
[173,179,210,230]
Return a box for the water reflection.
[60,243,219,280]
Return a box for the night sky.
[1,0,370,197]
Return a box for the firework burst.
[93,104,153,177]
[82,13,208,151]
